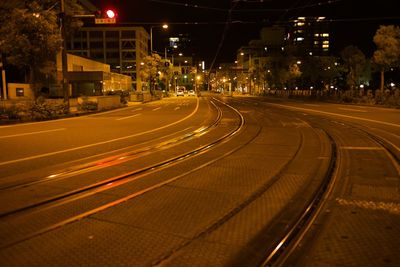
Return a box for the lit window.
[16,88,24,97]
[296,37,304,41]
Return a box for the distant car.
[188,90,196,96]
[176,89,185,96]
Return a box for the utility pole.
[60,0,69,110]
[0,54,6,100]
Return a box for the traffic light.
[105,9,116,19]
[95,8,117,24]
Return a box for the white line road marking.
[174,107,181,111]
[338,107,368,113]
[116,114,141,121]
[0,128,66,139]
[268,103,400,128]
[0,98,200,166]
[132,108,143,112]
[152,107,161,111]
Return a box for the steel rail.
[261,118,399,266]
[260,130,337,266]
[0,100,222,191]
[0,98,246,249]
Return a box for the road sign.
[95,18,116,24]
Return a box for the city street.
[0,95,399,266]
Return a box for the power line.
[148,0,344,13]
[148,0,227,12]
[208,0,240,75]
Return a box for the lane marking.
[337,198,400,215]
[153,107,161,111]
[0,128,66,139]
[174,106,181,111]
[115,113,141,121]
[0,98,200,166]
[268,103,400,128]
[338,107,368,113]
[131,108,143,112]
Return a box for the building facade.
[56,53,132,98]
[66,26,149,91]
[290,17,330,56]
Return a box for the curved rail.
[0,98,246,249]
[260,116,399,266]
[0,100,223,191]
[260,130,337,266]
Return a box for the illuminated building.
[291,16,330,56]
[66,26,149,91]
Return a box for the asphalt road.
[0,95,398,266]
[0,97,204,183]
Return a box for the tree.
[372,25,400,92]
[340,46,366,93]
[139,54,163,93]
[287,63,302,89]
[0,1,62,97]
[264,53,292,89]
[0,1,85,98]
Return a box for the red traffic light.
[105,9,116,19]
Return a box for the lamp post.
[60,0,69,110]
[150,24,168,54]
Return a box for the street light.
[150,24,168,53]
[60,0,69,109]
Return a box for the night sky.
[92,0,399,64]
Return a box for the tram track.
[257,107,399,266]
[0,100,223,192]
[202,96,397,266]
[0,97,246,249]
[147,97,336,266]
[2,96,397,266]
[0,99,237,218]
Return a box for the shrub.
[79,100,98,111]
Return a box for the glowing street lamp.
[150,24,168,53]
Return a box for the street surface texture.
[0,94,399,266]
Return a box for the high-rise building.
[290,17,330,56]
[67,26,149,91]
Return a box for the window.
[90,31,103,39]
[105,31,119,39]
[16,88,24,97]
[90,41,104,49]
[106,41,119,49]
[106,52,120,60]
[73,41,87,49]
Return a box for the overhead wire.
[148,0,344,13]
[207,0,240,76]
